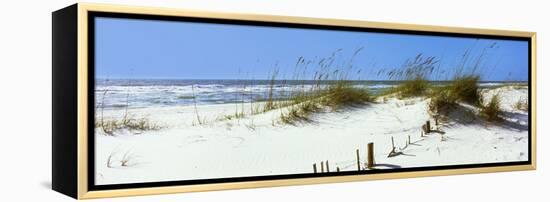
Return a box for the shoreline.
[95,81,528,110]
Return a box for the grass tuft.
[320,81,371,109]
[279,81,370,124]
[428,87,458,115]
[396,77,430,98]
[514,98,528,111]
[96,116,161,135]
[447,75,482,106]
[480,94,502,122]
[280,104,315,124]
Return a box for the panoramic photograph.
[93,17,529,185]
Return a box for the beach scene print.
[94,17,530,185]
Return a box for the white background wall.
[0,0,546,201]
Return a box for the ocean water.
[95,79,525,109]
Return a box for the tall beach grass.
[217,48,372,124]
[386,54,438,98]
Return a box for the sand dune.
[95,86,528,185]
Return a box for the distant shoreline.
[94,80,528,110]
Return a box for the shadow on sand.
[373,163,402,169]
[442,103,528,132]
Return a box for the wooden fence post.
[391,136,396,152]
[326,160,330,172]
[356,149,361,171]
[313,163,317,174]
[367,142,374,168]
[408,135,411,145]
[426,120,431,133]
[337,167,340,172]
[321,161,324,173]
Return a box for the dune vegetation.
[96,47,514,134]
[387,54,438,98]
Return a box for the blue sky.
[95,17,529,81]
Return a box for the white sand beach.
[94,85,529,185]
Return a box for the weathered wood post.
[356,149,361,171]
[321,161,325,173]
[391,136,396,152]
[408,135,411,145]
[326,160,330,172]
[367,142,374,168]
[313,163,317,173]
[426,120,431,133]
[336,167,340,172]
[388,136,397,157]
